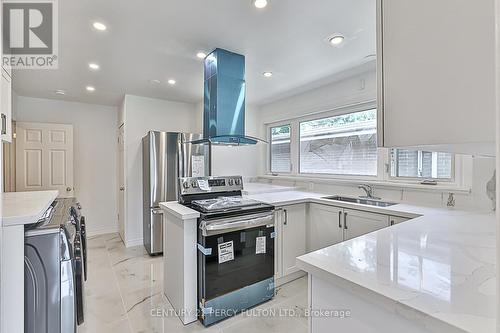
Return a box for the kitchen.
[0,0,498,333]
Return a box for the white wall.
[122,95,199,246]
[14,96,119,235]
[208,105,265,178]
[259,63,377,124]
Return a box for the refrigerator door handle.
[152,208,163,215]
[179,139,186,177]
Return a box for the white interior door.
[118,125,125,240]
[16,122,74,198]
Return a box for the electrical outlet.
[359,79,366,90]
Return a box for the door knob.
[66,187,72,192]
[120,187,125,191]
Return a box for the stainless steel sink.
[322,195,398,207]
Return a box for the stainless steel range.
[179,176,275,326]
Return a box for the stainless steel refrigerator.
[142,131,210,255]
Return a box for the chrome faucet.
[358,184,381,200]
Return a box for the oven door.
[198,211,275,301]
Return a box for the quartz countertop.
[2,190,59,227]
[241,182,302,195]
[160,201,200,220]
[294,204,496,333]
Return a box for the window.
[270,124,291,173]
[299,109,378,176]
[390,149,454,180]
[266,106,464,187]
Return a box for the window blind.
[299,109,378,176]
[270,125,291,173]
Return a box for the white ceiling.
[12,0,376,106]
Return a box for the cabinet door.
[308,204,343,252]
[343,209,389,241]
[389,216,409,226]
[378,0,495,151]
[1,69,11,142]
[281,204,307,277]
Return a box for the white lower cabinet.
[343,209,390,240]
[276,203,407,280]
[308,204,343,252]
[275,204,307,278]
[389,215,410,226]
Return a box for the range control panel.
[179,176,243,196]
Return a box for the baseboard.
[125,238,143,248]
[86,226,119,237]
[276,270,307,287]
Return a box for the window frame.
[265,101,466,189]
[387,149,456,183]
[266,102,383,181]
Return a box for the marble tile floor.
[78,233,308,333]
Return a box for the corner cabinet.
[343,209,389,240]
[389,215,410,226]
[377,0,496,155]
[275,204,307,278]
[308,204,390,244]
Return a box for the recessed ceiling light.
[88,63,100,70]
[54,89,66,95]
[263,71,273,78]
[86,86,95,92]
[92,21,107,31]
[196,52,207,59]
[253,0,268,9]
[328,35,345,45]
[167,79,176,85]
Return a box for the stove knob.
[182,181,190,189]
[235,178,241,185]
[228,179,234,186]
[191,180,198,188]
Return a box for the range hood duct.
[202,48,264,145]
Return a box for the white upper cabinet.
[1,70,12,142]
[0,0,12,143]
[377,0,496,155]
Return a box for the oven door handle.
[201,213,274,236]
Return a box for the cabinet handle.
[344,212,348,230]
[1,113,6,135]
[390,220,395,226]
[338,211,342,228]
[283,209,288,226]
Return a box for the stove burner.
[191,196,263,212]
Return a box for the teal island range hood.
[202,48,265,145]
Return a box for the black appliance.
[179,176,275,326]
